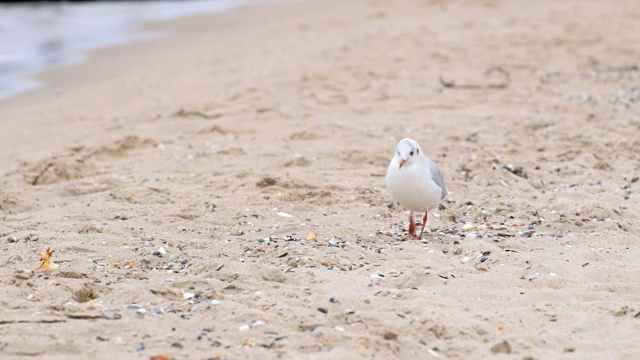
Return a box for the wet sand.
[1,0,639,359]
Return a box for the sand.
[1,0,640,359]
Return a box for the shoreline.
[0,0,336,173]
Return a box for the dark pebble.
[211,340,223,347]
[181,258,189,265]
[329,297,339,304]
[521,232,532,238]
[317,307,328,314]
[171,342,183,349]
[96,336,108,341]
[135,343,145,351]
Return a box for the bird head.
[395,138,421,169]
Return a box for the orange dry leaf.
[123,262,134,269]
[306,232,317,241]
[38,248,59,271]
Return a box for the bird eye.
[410,151,414,156]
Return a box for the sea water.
[0,0,251,100]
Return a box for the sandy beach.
[1,0,640,359]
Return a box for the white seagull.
[385,138,448,240]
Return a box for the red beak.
[399,159,406,168]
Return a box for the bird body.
[385,138,447,239]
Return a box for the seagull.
[385,138,448,240]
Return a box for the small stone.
[239,324,251,331]
[387,269,401,277]
[329,296,339,303]
[153,247,167,257]
[276,212,293,218]
[344,309,355,315]
[491,340,512,354]
[165,277,176,283]
[383,331,398,340]
[252,320,266,327]
[183,292,195,300]
[462,256,470,264]
[310,328,322,337]
[317,307,328,314]
[210,299,221,306]
[462,223,474,231]
[551,230,564,238]
[135,343,145,351]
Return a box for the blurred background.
[0,0,254,99]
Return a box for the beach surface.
[1,0,640,359]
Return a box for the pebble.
[85,261,98,270]
[183,292,195,300]
[334,326,345,332]
[210,299,221,306]
[239,325,251,331]
[253,320,266,327]
[387,269,401,277]
[165,277,176,283]
[153,247,167,257]
[329,296,339,303]
[370,273,384,280]
[310,328,322,337]
[276,212,293,218]
[136,309,147,317]
[462,256,470,264]
[462,223,474,231]
[135,343,145,351]
[344,309,355,315]
[317,307,328,314]
[551,230,564,238]
[465,232,477,239]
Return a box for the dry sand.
[1,0,640,359]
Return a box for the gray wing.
[427,159,448,199]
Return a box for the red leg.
[408,211,415,237]
[417,211,428,240]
